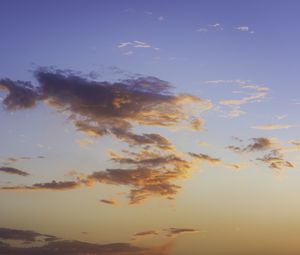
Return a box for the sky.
[1,0,300,254]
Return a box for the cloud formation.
[0,69,213,203]
[0,227,172,255]
[0,167,29,176]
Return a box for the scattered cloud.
[0,167,29,176]
[252,124,293,130]
[257,149,294,172]
[228,137,274,153]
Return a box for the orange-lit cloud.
[252,124,293,130]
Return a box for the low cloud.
[0,227,172,255]
[1,180,80,191]
[0,167,29,176]
[0,227,57,242]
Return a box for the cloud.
[227,107,246,118]
[1,69,211,150]
[0,227,57,242]
[188,153,220,164]
[0,79,39,111]
[257,150,294,171]
[0,68,212,203]
[132,230,159,241]
[117,42,132,48]
[227,137,274,153]
[0,227,172,255]
[1,180,80,191]
[158,16,165,21]
[0,167,29,176]
[252,124,293,130]
[165,228,199,238]
[225,163,243,171]
[82,149,195,204]
[100,199,116,205]
[235,26,249,32]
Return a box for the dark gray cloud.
[1,69,210,149]
[0,167,29,176]
[0,79,39,111]
[1,180,80,191]
[0,228,57,242]
[0,227,171,255]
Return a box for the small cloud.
[2,180,80,191]
[117,42,132,48]
[76,139,95,147]
[235,26,254,33]
[158,16,165,21]
[235,26,249,32]
[124,51,134,56]
[208,23,221,28]
[227,107,246,118]
[100,199,116,205]
[189,152,220,164]
[133,40,152,48]
[165,228,200,238]
[196,28,208,32]
[252,124,293,130]
[0,167,29,176]
[225,163,243,171]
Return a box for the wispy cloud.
[252,124,293,130]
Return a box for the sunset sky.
[1,1,300,254]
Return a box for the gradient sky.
[1,1,300,254]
